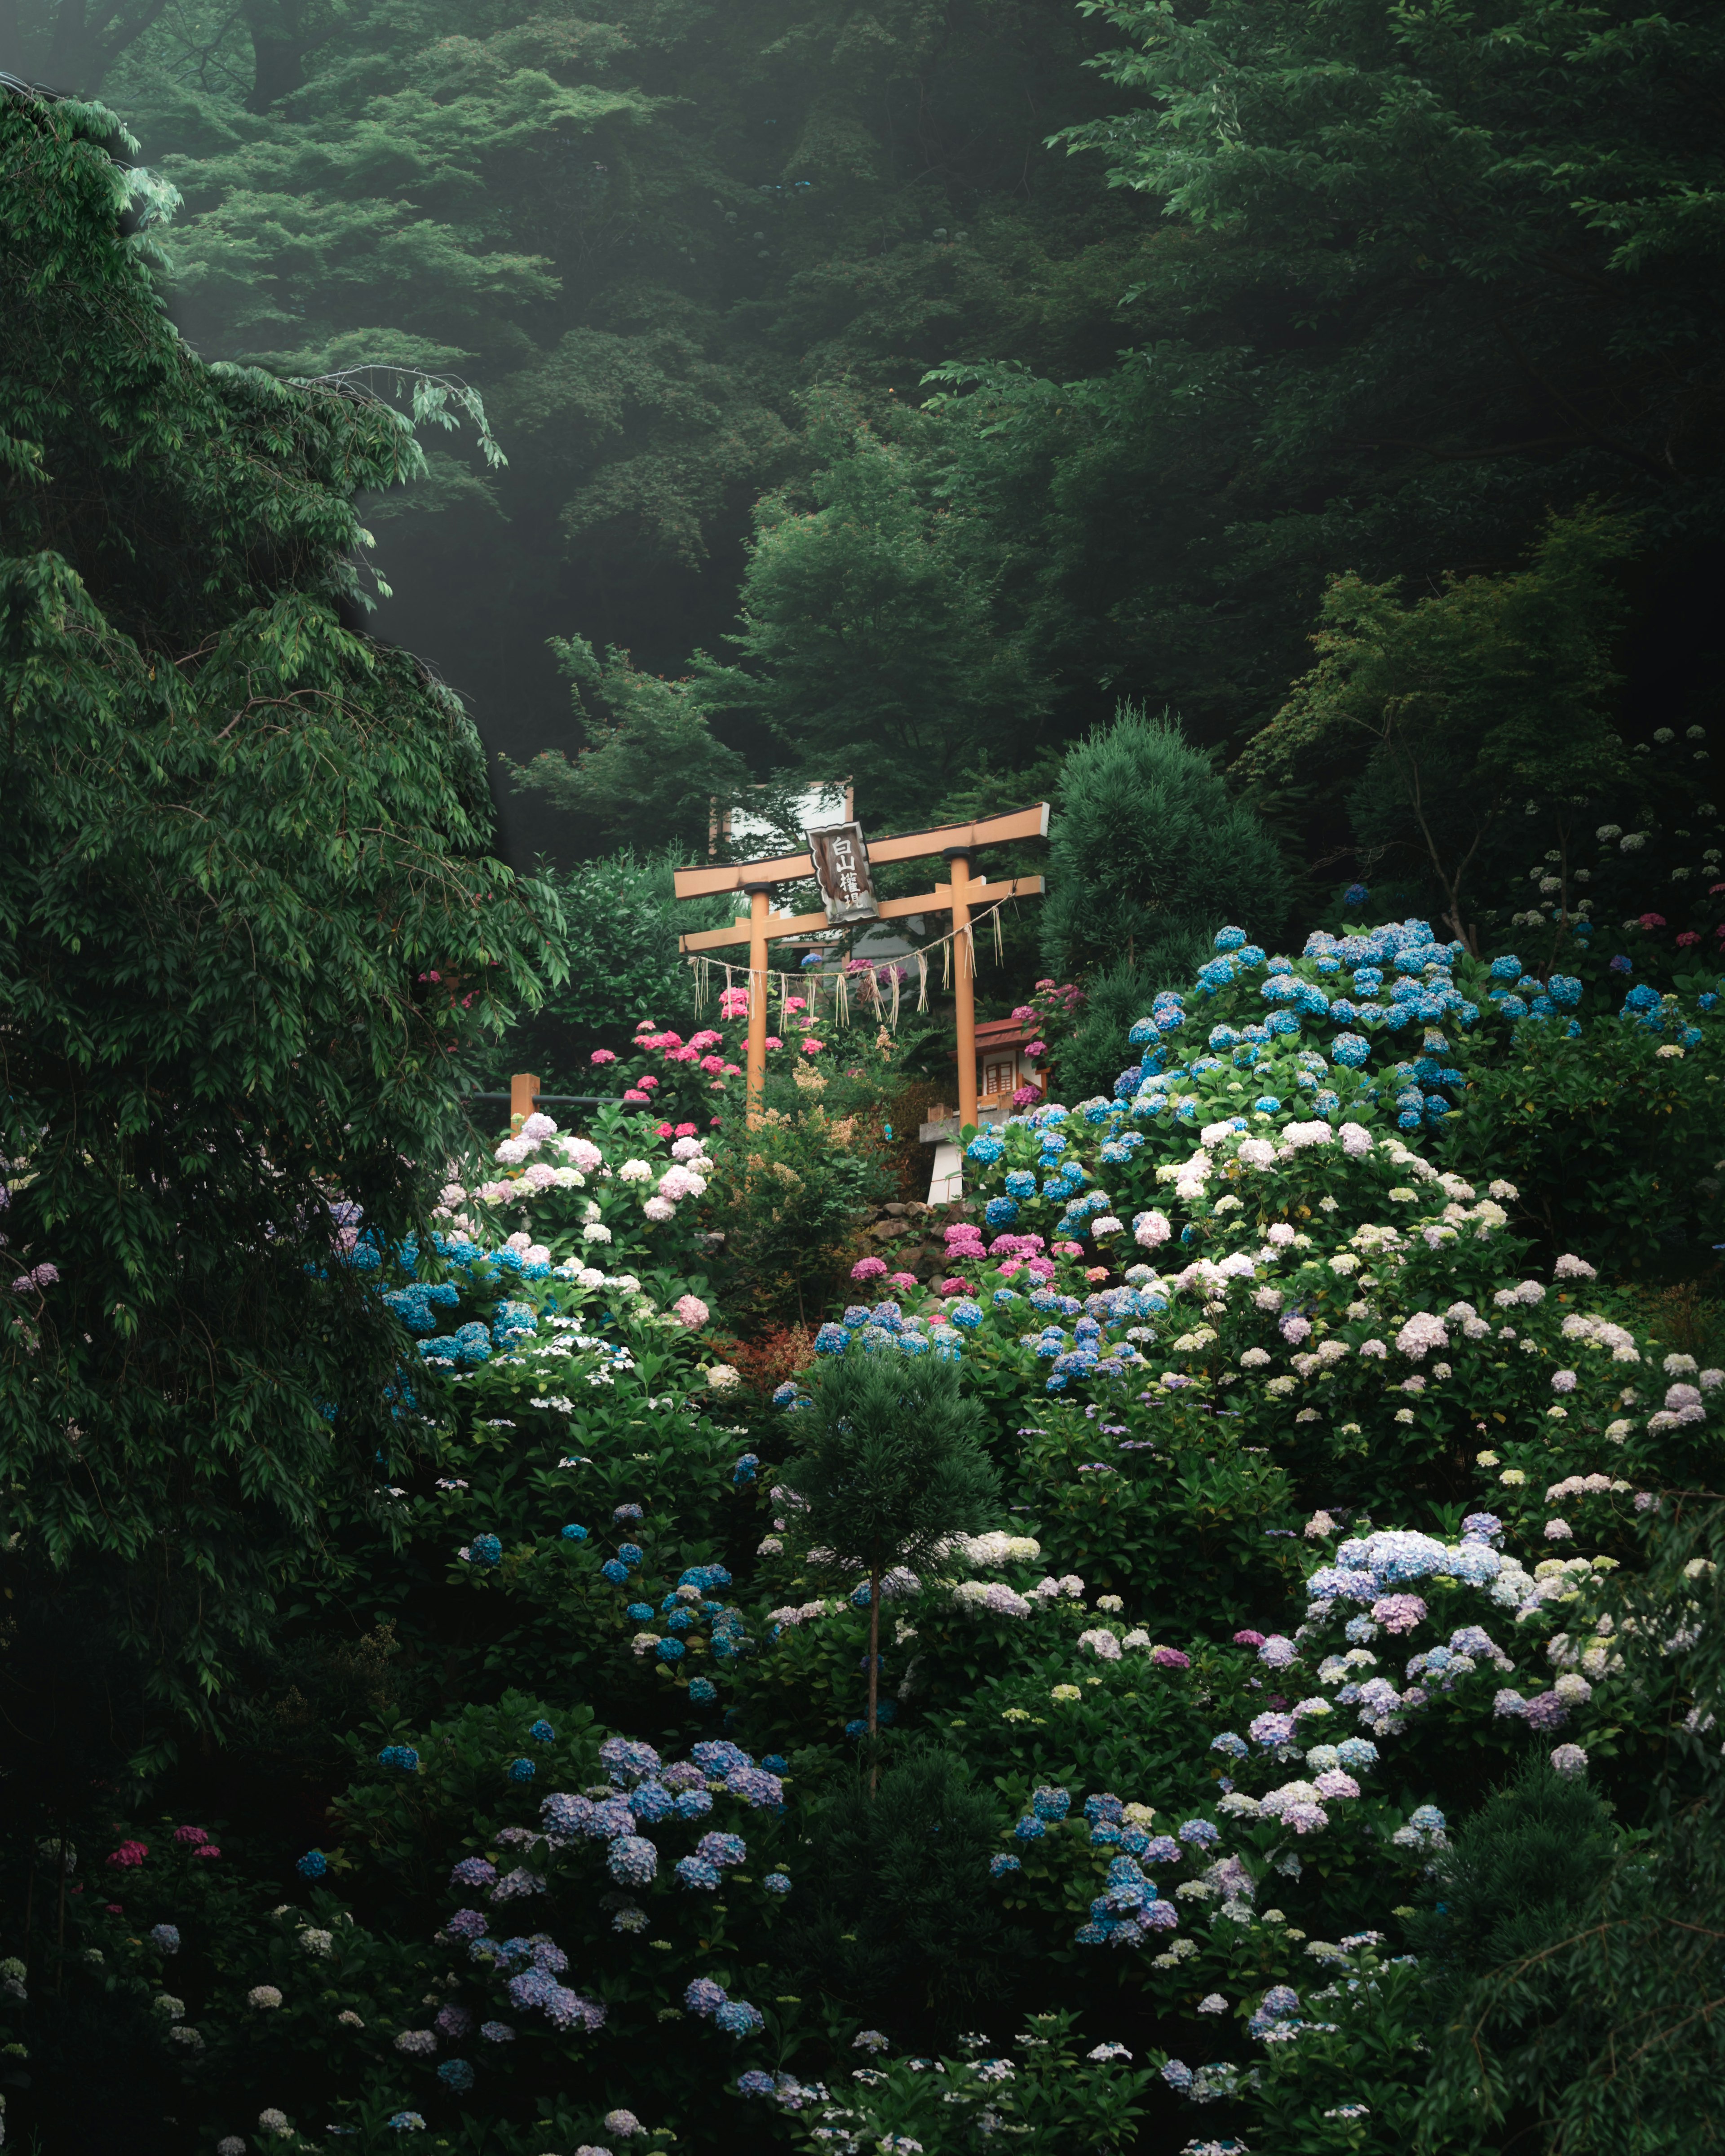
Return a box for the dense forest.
[6,0,1720,863]
[2,9,1724,2156]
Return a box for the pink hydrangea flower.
[1370,1595,1427,1633]
[672,1294,709,1329]
[1395,1312,1449,1361]
[591,1048,617,1064]
[851,1257,889,1282]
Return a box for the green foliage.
[690,398,1051,823]
[1413,1770,1725,2152]
[1441,1015,1725,1283]
[783,2008,1155,2153]
[781,1349,1000,1593]
[1042,705,1289,979]
[1407,1756,1621,2025]
[707,1102,892,1330]
[1243,510,1637,950]
[780,1749,1016,2019]
[481,849,719,1085]
[0,82,552,1730]
[508,640,752,858]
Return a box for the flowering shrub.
[9,884,1722,2152]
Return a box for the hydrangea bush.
[6,911,1722,2155]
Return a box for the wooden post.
[743,884,772,1124]
[945,848,978,1130]
[509,1072,540,1128]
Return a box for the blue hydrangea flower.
[733,1452,759,1486]
[528,1719,554,1743]
[814,1321,848,1353]
[949,1299,983,1331]
[437,2059,475,2093]
[150,1922,181,1951]
[984,1195,1020,1228]
[561,1523,587,1542]
[469,1534,502,1567]
[657,1639,686,1662]
[688,1678,718,1704]
[377,1745,420,1772]
[601,1560,630,1586]
[1214,926,1247,952]
[296,1850,327,1879]
[1014,1814,1046,1842]
[676,1855,721,1891]
[608,1835,657,1886]
[966,1132,1005,1163]
[506,1757,535,1783]
[1488,954,1522,981]
[990,1852,1022,1878]
[763,1872,792,1894]
[715,1999,764,2037]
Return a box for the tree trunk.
[243,0,336,113]
[867,1563,881,1796]
[33,0,171,91]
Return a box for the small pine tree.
[1041,704,1288,983]
[1411,1752,1725,2151]
[780,1348,999,1775]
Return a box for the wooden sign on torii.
[672,805,1050,1127]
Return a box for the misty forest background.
[5,0,1718,931]
[4,9,1725,2152]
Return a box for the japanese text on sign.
[808,821,879,923]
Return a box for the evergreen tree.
[1042,704,1288,978]
[781,1347,998,1770]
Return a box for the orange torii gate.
[672,805,1049,1127]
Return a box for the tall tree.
[0,80,553,1737]
[1239,508,1635,950]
